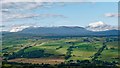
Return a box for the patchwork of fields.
[2,35,119,67]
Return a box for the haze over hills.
[1,21,119,36]
[6,21,118,32]
[1,26,118,37]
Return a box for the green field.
[2,35,119,67]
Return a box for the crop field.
[2,35,119,67]
[8,58,65,64]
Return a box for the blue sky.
[1,2,118,31]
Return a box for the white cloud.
[2,13,67,22]
[104,13,120,17]
[10,25,30,32]
[86,21,118,31]
[2,2,43,10]
[1,2,67,22]
[0,0,83,3]
[1,0,119,2]
[9,23,43,32]
[88,21,105,27]
[1,2,65,13]
[0,25,8,32]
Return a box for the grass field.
[2,36,119,65]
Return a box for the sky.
[1,2,119,31]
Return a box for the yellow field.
[8,58,65,64]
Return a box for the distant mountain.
[86,21,117,31]
[8,21,118,33]
[15,26,119,36]
[93,30,119,36]
[19,26,93,36]
[2,22,119,36]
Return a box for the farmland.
[2,34,119,62]
[1,34,120,67]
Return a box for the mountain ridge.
[14,26,119,36]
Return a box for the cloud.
[86,21,118,31]
[0,0,83,3]
[9,23,41,32]
[1,2,65,13]
[104,13,120,17]
[2,13,67,22]
[0,25,7,32]
[1,0,119,2]
[2,2,43,10]
[1,2,67,22]
[88,21,106,27]
[10,25,30,32]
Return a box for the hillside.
[15,26,119,36]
